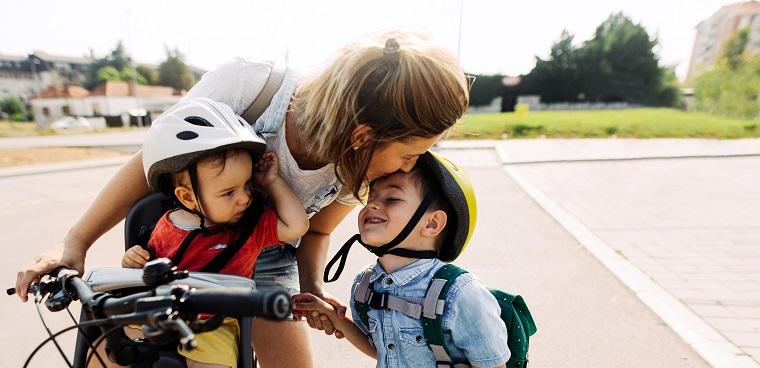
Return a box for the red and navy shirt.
[148,208,280,278]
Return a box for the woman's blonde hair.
[295,30,469,200]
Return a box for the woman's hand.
[292,291,347,339]
[15,244,86,302]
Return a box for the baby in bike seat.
[123,97,308,368]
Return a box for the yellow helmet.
[416,151,477,262]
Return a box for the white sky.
[1,0,739,81]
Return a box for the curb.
[497,147,759,368]
[0,156,131,179]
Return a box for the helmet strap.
[323,190,438,283]
[186,163,210,232]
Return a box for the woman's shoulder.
[182,58,277,115]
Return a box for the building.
[686,1,760,81]
[0,51,93,99]
[30,80,182,127]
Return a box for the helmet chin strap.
[184,163,211,232]
[323,190,439,283]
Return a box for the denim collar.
[369,258,438,286]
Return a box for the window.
[43,107,50,117]
[62,105,71,115]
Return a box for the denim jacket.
[350,259,510,368]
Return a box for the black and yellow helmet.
[324,150,477,282]
[415,151,477,262]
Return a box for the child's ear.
[422,210,447,237]
[350,124,373,150]
[174,185,197,210]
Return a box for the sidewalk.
[5,134,759,366]
[311,148,711,367]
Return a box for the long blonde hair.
[295,30,469,199]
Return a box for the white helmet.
[142,97,266,192]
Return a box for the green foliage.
[520,13,681,107]
[119,68,148,85]
[95,65,148,85]
[468,74,505,106]
[86,41,133,88]
[136,65,159,85]
[158,47,196,91]
[95,66,121,82]
[453,109,760,139]
[694,55,760,119]
[1,95,28,116]
[722,28,750,70]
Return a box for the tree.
[695,53,760,119]
[1,95,29,121]
[520,13,681,106]
[158,47,196,91]
[722,28,750,70]
[120,67,148,85]
[85,41,133,88]
[468,74,504,106]
[136,65,159,85]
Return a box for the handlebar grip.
[183,287,291,320]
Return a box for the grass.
[449,108,760,139]
[0,121,135,137]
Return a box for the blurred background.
[0,0,758,142]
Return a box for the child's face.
[358,170,423,246]
[195,151,254,224]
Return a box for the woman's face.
[366,134,443,180]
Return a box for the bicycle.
[8,258,291,368]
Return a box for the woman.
[16,30,469,367]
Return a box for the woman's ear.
[422,210,448,238]
[350,124,374,150]
[174,185,197,211]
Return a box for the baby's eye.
[386,197,402,202]
[222,190,234,197]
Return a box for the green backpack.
[353,264,537,368]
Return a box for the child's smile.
[358,171,421,246]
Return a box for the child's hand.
[292,292,335,316]
[253,152,280,189]
[292,293,346,338]
[122,246,150,268]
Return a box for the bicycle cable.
[65,307,107,368]
[23,318,110,368]
[34,298,72,367]
[85,324,128,368]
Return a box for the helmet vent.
[184,116,214,127]
[176,131,199,140]
[238,118,247,127]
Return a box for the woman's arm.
[15,151,150,301]
[296,200,355,296]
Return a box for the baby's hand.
[122,246,150,268]
[253,152,280,189]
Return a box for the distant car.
[50,116,91,130]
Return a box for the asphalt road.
[0,148,708,367]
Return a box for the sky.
[0,0,742,81]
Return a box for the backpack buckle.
[367,291,388,309]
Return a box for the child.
[294,152,510,368]
[123,97,308,368]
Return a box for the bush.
[1,95,27,117]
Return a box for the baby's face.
[358,171,423,246]
[196,151,254,225]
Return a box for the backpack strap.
[353,267,374,331]
[240,63,286,125]
[422,264,469,368]
[353,267,426,325]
